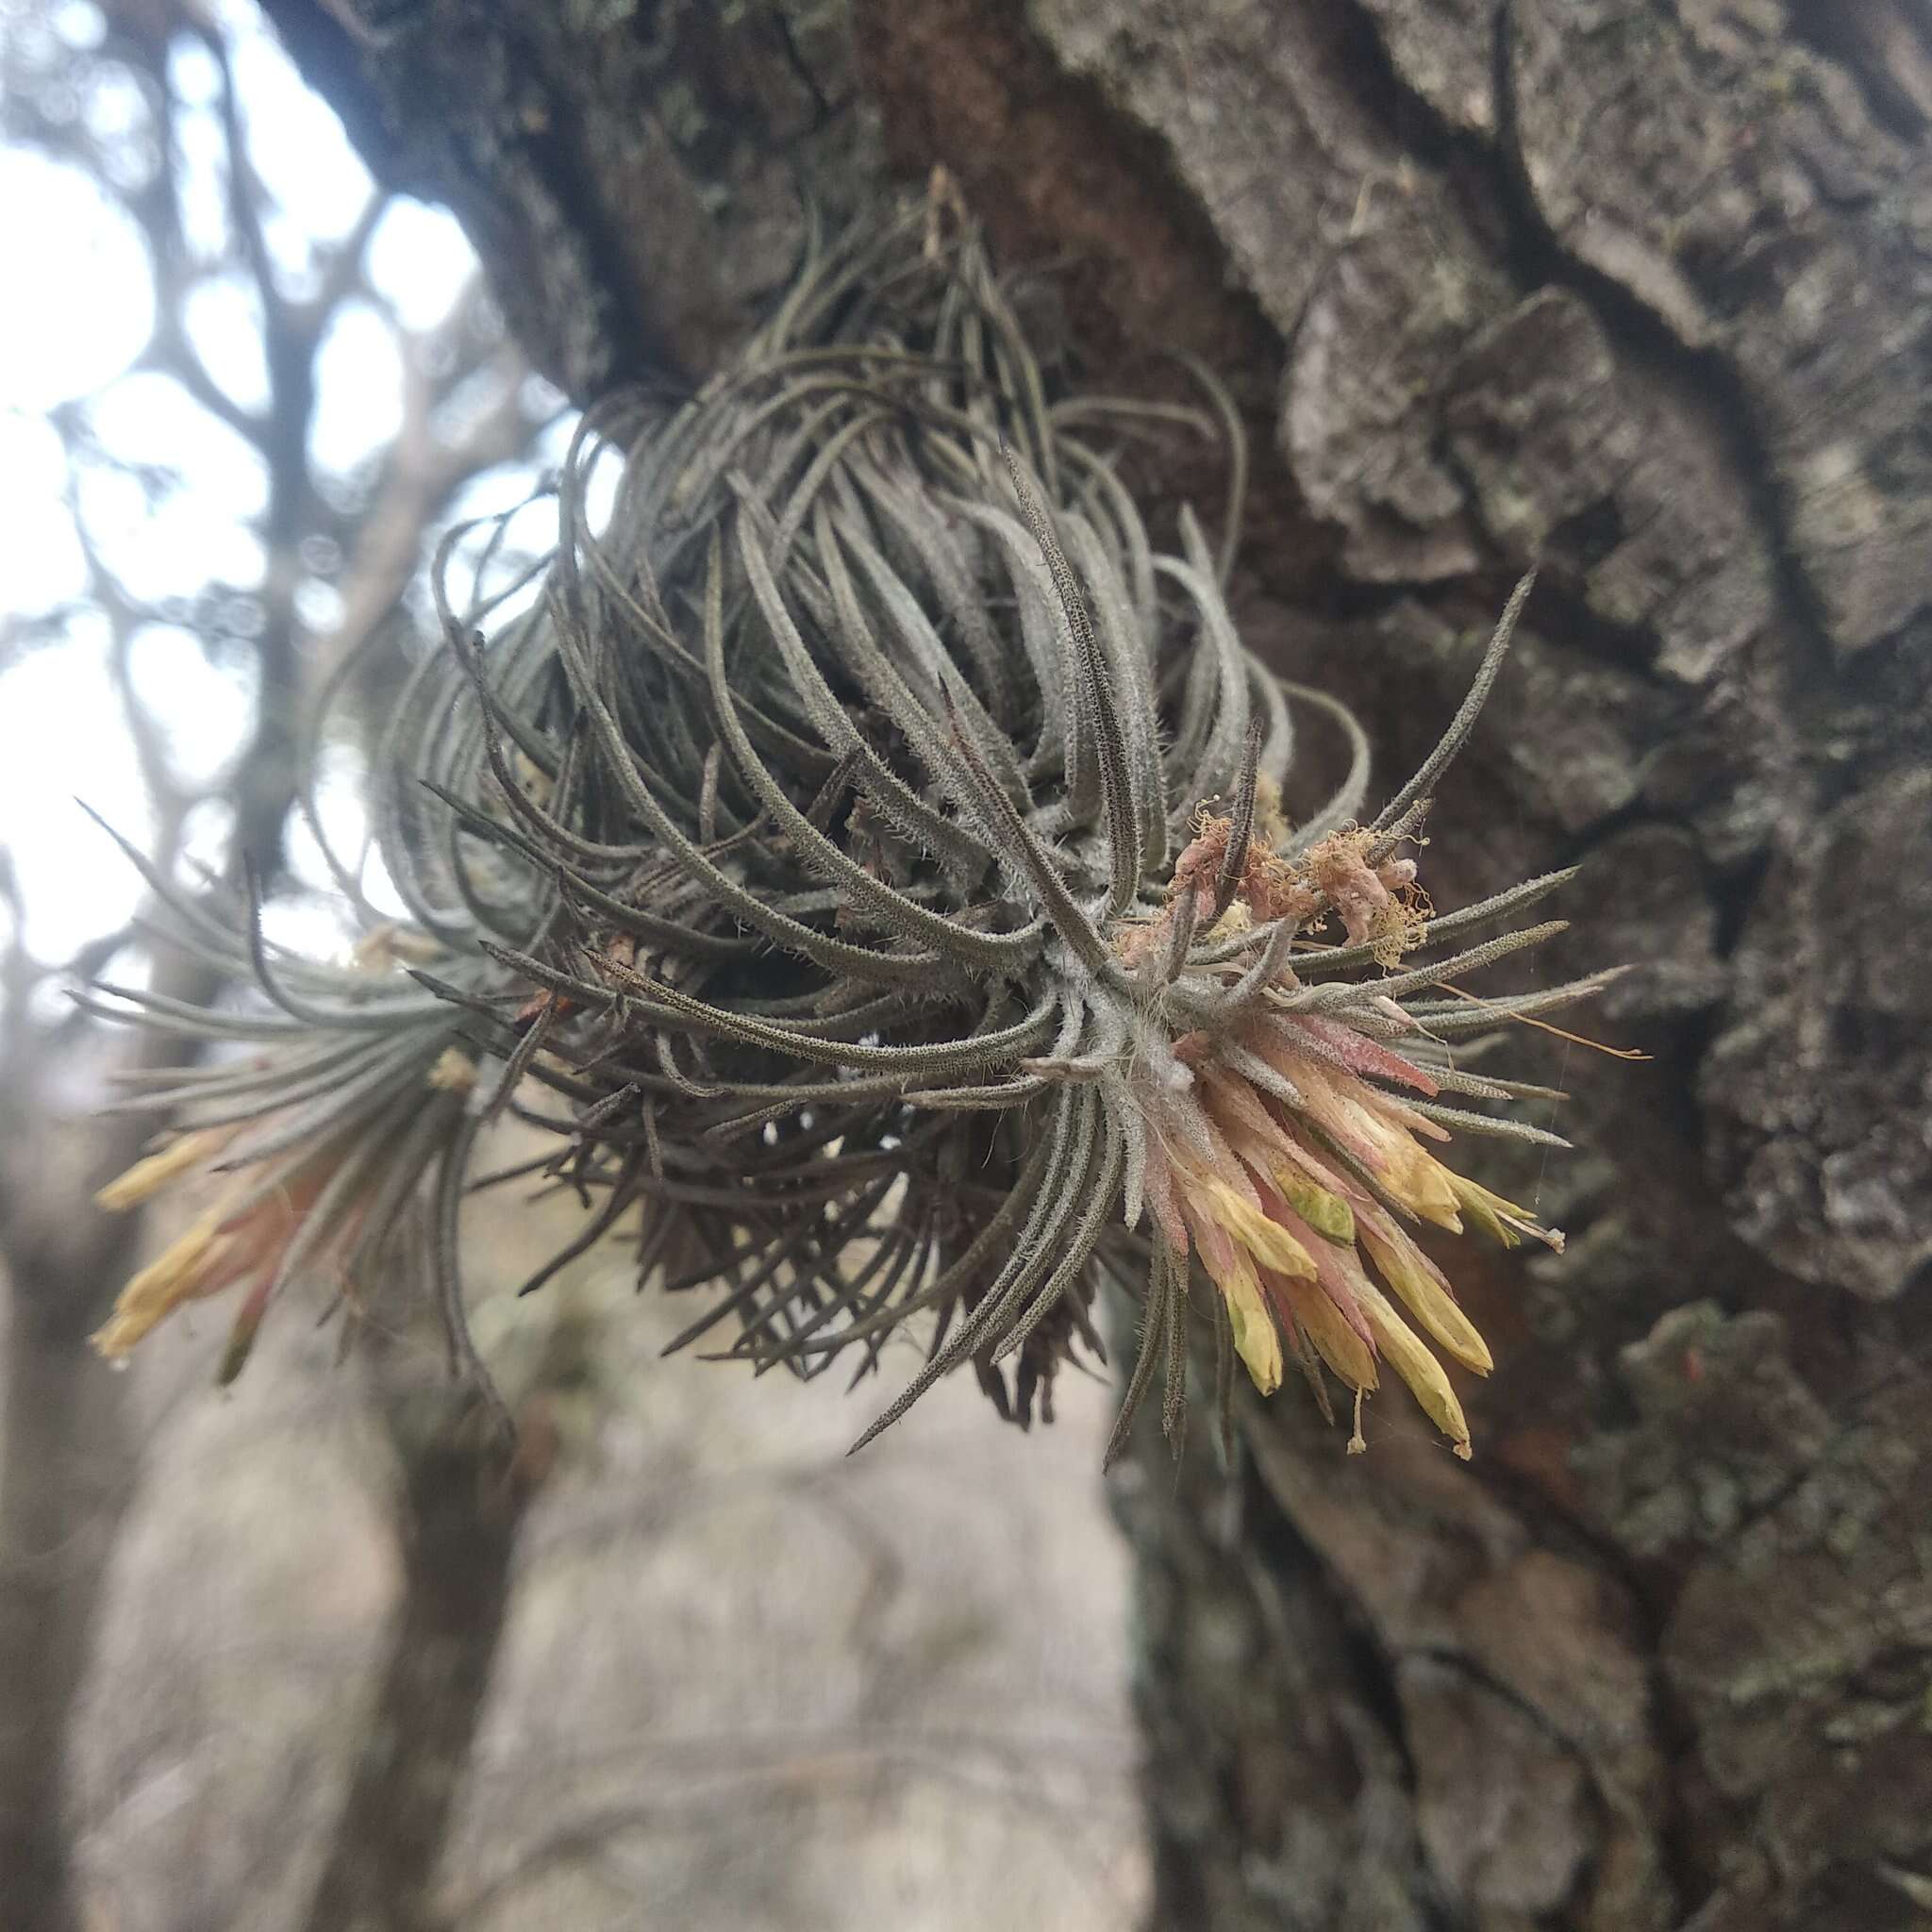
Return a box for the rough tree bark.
[264,4,1932,1926]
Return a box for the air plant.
[86,205,1610,1466]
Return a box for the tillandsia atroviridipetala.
[83,201,1613,1467]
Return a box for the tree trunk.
[0,1180,141,1932]
[268,3,1932,1925]
[0,944,233,1932]
[299,1358,537,1932]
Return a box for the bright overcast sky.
[0,0,558,980]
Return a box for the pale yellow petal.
[1355,1277,1472,1457]
[1359,1226,1492,1374]
[1205,899,1252,943]
[1448,1172,1530,1248]
[93,1128,230,1212]
[1251,773,1292,853]
[1206,1181,1316,1280]
[1351,1111,1463,1228]
[1191,1235,1281,1394]
[1221,1258,1282,1396]
[1273,1272,1378,1392]
[427,1046,478,1093]
[89,1214,230,1359]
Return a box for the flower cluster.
[1116,809,1559,1458]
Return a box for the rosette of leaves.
[87,206,1611,1465]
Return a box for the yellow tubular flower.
[1270,1052,1466,1229]
[93,1127,235,1212]
[1347,1106,1464,1228]
[1222,1255,1283,1395]
[1448,1172,1553,1250]
[1204,1180,1318,1280]
[1191,1228,1282,1394]
[90,1213,234,1360]
[1358,1224,1493,1374]
[1271,1269,1378,1392]
[1353,1276,1473,1458]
